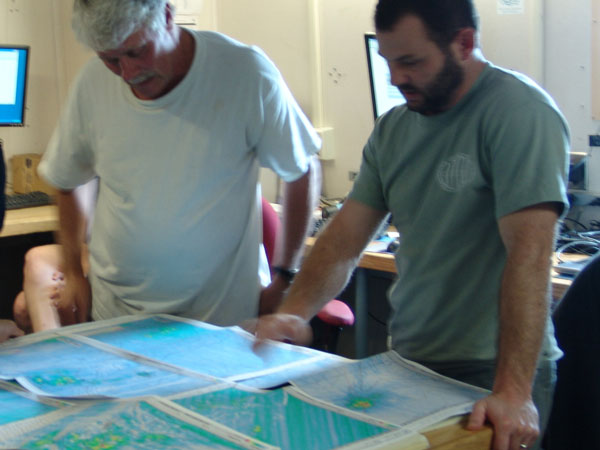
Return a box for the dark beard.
[400,52,465,115]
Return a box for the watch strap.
[272,266,299,283]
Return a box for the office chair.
[261,197,354,354]
[542,254,600,450]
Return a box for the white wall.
[215,0,317,201]
[0,0,92,187]
[545,0,596,153]
[310,0,379,199]
[475,0,544,83]
[55,1,93,96]
[217,0,379,201]
[172,0,216,31]
[2,0,597,199]
[1,0,61,185]
[214,0,550,199]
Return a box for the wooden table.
[1,208,494,449]
[305,236,572,300]
[2,206,572,351]
[4,206,574,299]
[0,205,58,238]
[424,417,492,449]
[305,236,573,358]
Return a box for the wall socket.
[348,171,358,181]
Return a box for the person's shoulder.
[77,56,109,79]
[193,30,272,69]
[73,56,121,90]
[480,64,559,111]
[69,56,116,100]
[370,105,411,141]
[194,30,246,50]
[376,105,410,126]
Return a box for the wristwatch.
[272,266,299,283]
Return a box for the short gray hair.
[72,0,170,51]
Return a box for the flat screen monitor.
[0,45,30,127]
[364,33,405,120]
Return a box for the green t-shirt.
[350,62,569,362]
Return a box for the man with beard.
[254,1,569,450]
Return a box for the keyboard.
[5,191,52,210]
[311,218,329,236]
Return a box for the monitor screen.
[364,33,405,120]
[0,45,29,127]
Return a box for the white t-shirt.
[39,30,321,326]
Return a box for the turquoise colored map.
[0,315,476,449]
[0,399,269,449]
[0,386,59,425]
[174,386,392,450]
[0,336,212,398]
[83,316,323,381]
[291,351,488,428]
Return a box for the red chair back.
[261,197,280,266]
[260,197,355,354]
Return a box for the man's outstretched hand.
[249,313,313,352]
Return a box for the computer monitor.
[364,33,405,120]
[0,45,30,127]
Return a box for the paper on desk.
[68,314,333,387]
[168,384,428,450]
[0,396,278,450]
[0,314,340,398]
[364,235,395,253]
[0,380,69,425]
[290,350,489,431]
[0,333,216,398]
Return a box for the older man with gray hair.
[19,0,320,331]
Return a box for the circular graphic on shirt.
[436,153,476,192]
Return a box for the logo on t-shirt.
[436,153,476,192]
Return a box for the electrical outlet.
[589,135,600,147]
[348,171,358,181]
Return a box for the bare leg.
[14,244,91,333]
[13,291,32,333]
[0,319,24,343]
[18,245,64,332]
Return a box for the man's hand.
[251,313,312,351]
[0,320,24,343]
[467,392,539,450]
[54,273,91,325]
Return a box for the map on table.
[291,350,489,430]
[170,385,423,450]
[0,397,277,449]
[0,334,214,398]
[0,381,67,425]
[72,314,333,385]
